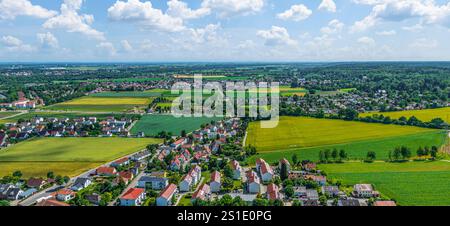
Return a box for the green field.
[131,114,221,136]
[248,131,446,164]
[0,111,20,118]
[247,116,438,152]
[0,137,161,177]
[45,96,152,112]
[319,161,450,206]
[361,107,450,123]
[90,91,162,98]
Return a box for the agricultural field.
[45,96,153,112]
[90,91,162,98]
[0,111,139,124]
[246,116,439,152]
[131,114,222,136]
[319,161,450,206]
[361,107,450,123]
[0,111,20,119]
[0,137,161,178]
[248,131,446,164]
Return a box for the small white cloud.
[0,0,57,20]
[201,0,265,17]
[37,32,59,49]
[318,0,337,13]
[1,35,35,52]
[189,23,221,44]
[376,30,396,36]
[96,42,117,56]
[277,4,312,22]
[402,23,423,32]
[410,38,438,49]
[357,36,376,46]
[321,19,344,34]
[120,40,133,52]
[257,26,297,46]
[237,40,256,49]
[167,0,210,19]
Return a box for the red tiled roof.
[119,171,133,180]
[267,183,279,200]
[96,166,117,175]
[246,171,260,184]
[373,201,396,206]
[121,188,145,200]
[114,157,129,165]
[192,184,210,200]
[36,199,70,206]
[260,162,273,175]
[159,184,177,199]
[56,189,75,196]
[231,160,240,170]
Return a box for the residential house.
[373,201,396,206]
[111,157,130,168]
[179,174,193,192]
[304,175,326,186]
[260,161,274,182]
[338,198,368,206]
[71,178,92,191]
[56,189,76,202]
[36,198,70,206]
[85,194,101,206]
[321,186,340,197]
[156,184,178,206]
[19,188,37,199]
[305,189,319,201]
[231,160,242,180]
[266,183,281,201]
[246,171,261,194]
[138,176,169,190]
[278,158,291,173]
[191,184,211,202]
[96,167,117,176]
[293,186,307,198]
[27,178,46,189]
[210,171,221,193]
[353,184,379,198]
[119,188,146,206]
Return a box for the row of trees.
[318,149,349,163]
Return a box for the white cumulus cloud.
[318,0,337,13]
[108,0,185,32]
[0,0,57,20]
[37,32,59,49]
[257,26,297,46]
[321,19,344,34]
[1,35,34,52]
[43,0,105,40]
[277,4,312,22]
[167,0,211,19]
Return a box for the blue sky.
[1,0,450,62]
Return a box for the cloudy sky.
[1,0,450,62]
